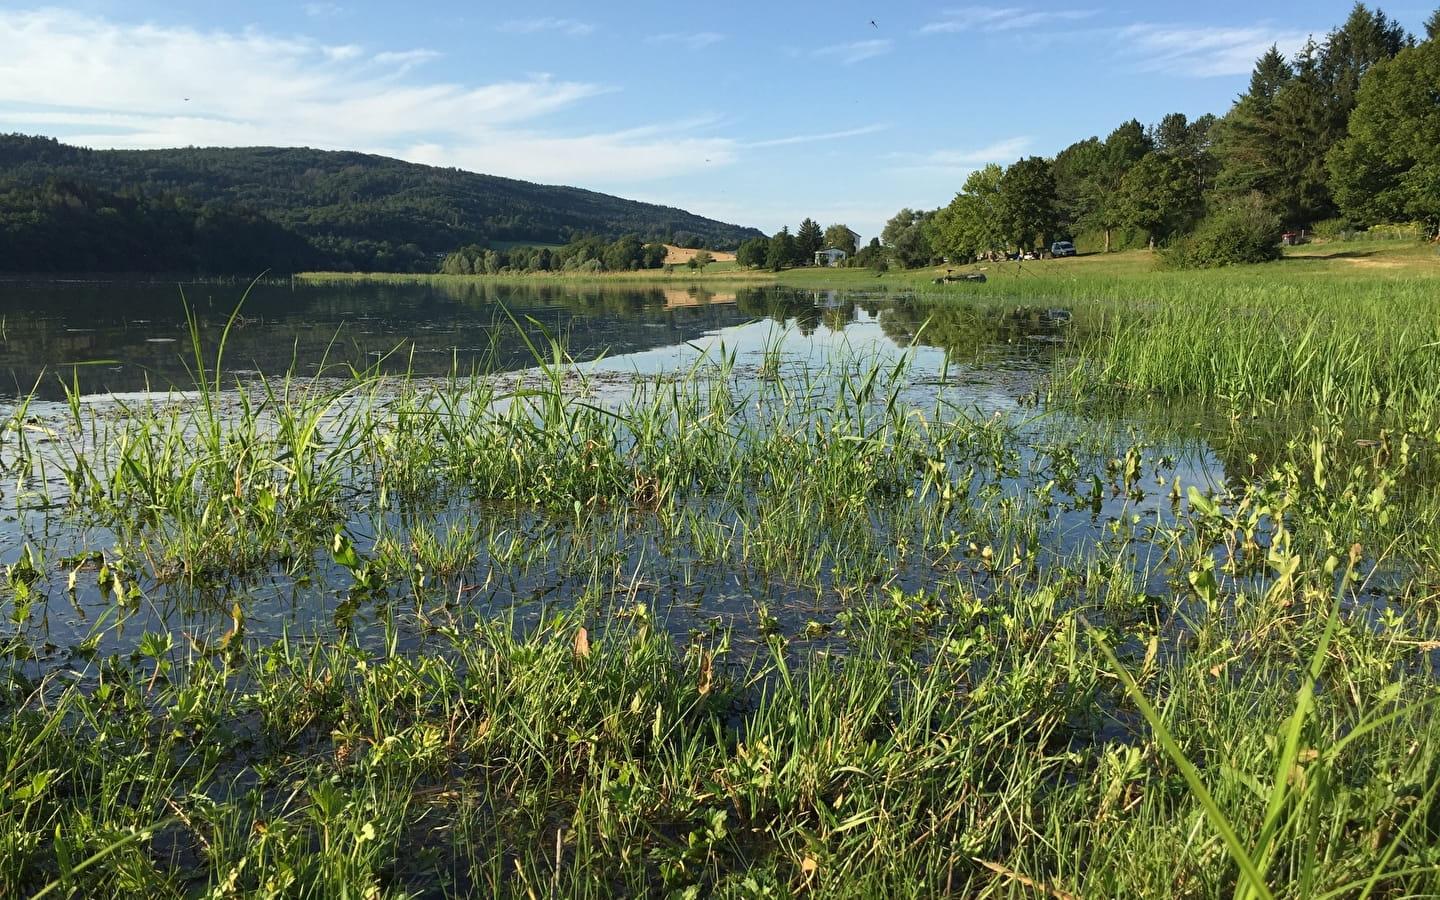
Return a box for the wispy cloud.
[407,130,737,185]
[303,3,344,18]
[745,125,886,149]
[920,6,1097,35]
[372,49,439,72]
[0,9,733,185]
[812,39,892,65]
[647,32,725,50]
[496,17,595,37]
[888,137,1033,172]
[1119,23,1312,77]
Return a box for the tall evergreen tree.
[1211,47,1295,212]
[1321,3,1411,114]
[1212,6,1410,228]
[795,218,824,263]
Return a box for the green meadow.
[4,241,1440,897]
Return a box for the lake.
[1,277,1223,669]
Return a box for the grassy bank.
[4,262,1440,897]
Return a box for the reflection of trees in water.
[879,299,1074,365]
[0,279,758,399]
[734,287,859,336]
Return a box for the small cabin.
[814,248,848,267]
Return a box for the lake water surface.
[1,278,1232,670]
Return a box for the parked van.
[1050,241,1076,257]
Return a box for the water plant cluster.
[2,277,1439,898]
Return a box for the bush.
[1162,193,1282,269]
[1310,218,1355,240]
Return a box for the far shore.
[294,239,1438,294]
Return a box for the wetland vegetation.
[3,253,1440,897]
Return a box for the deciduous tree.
[822,223,859,256]
[881,208,935,269]
[1115,152,1196,249]
[1327,37,1440,238]
[736,237,769,268]
[766,227,796,270]
[998,157,1058,252]
[929,164,1005,261]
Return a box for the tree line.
[731,220,881,270]
[438,234,673,275]
[876,3,1439,270]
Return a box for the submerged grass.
[3,268,1440,896]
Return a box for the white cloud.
[888,137,1033,173]
[745,125,886,149]
[405,130,738,184]
[372,49,439,71]
[496,17,595,37]
[920,6,1097,35]
[646,32,725,50]
[812,39,892,65]
[1120,23,1312,77]
[304,3,344,18]
[0,9,734,186]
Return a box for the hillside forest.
[0,141,763,275]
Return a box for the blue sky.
[1,2,1432,242]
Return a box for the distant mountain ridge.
[0,134,764,273]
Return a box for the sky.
[1,1,1433,243]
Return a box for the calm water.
[1,278,1230,668]
[0,278,1076,400]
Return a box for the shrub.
[1162,193,1282,269]
[1310,218,1355,240]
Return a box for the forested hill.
[0,134,764,273]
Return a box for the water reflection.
[0,279,1075,401]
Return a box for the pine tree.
[1212,6,1410,228]
[794,218,823,263]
